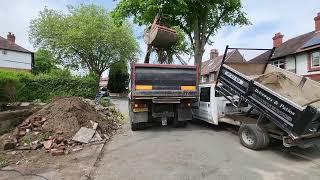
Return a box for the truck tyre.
[173,120,187,128]
[131,122,146,131]
[239,124,269,150]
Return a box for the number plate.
[133,108,148,112]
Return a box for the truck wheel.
[173,120,187,128]
[131,122,146,131]
[239,124,269,150]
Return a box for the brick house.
[250,12,320,81]
[201,49,245,83]
[0,32,33,71]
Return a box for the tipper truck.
[129,63,198,130]
[193,46,320,150]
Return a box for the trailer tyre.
[239,124,269,150]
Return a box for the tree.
[107,60,129,93]
[33,49,59,74]
[29,4,139,85]
[113,0,250,81]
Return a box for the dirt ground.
[0,97,123,180]
[0,142,105,180]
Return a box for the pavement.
[93,97,320,180]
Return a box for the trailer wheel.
[239,124,269,150]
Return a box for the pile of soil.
[26,97,121,139]
[254,72,320,107]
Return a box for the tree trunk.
[95,72,102,92]
[193,17,205,85]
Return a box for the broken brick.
[55,136,64,144]
[51,149,64,156]
[32,121,42,127]
[3,140,16,150]
[19,130,26,137]
[43,140,53,149]
[32,143,43,150]
[56,130,63,135]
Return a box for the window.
[201,75,209,83]
[209,73,215,82]
[271,60,285,69]
[311,51,320,68]
[200,87,210,102]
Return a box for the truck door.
[199,86,211,121]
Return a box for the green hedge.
[0,70,98,102]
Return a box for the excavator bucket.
[144,16,178,49]
[144,25,177,48]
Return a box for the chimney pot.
[210,49,219,60]
[7,32,15,45]
[272,32,284,48]
[314,12,320,32]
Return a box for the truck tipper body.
[129,63,198,130]
[193,47,320,150]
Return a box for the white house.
[0,32,33,71]
[250,12,320,81]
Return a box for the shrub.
[100,97,112,107]
[0,70,98,103]
[107,61,129,93]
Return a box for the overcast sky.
[0,0,319,63]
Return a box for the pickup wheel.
[239,124,269,150]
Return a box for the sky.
[0,0,319,64]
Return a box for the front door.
[199,86,211,121]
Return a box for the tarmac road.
[93,97,320,180]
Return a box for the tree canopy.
[113,0,250,80]
[29,4,139,82]
[33,49,59,74]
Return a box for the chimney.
[314,12,320,32]
[7,32,15,45]
[210,49,219,60]
[272,32,284,48]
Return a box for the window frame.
[311,51,320,68]
[200,87,211,102]
[271,59,286,69]
[308,50,320,71]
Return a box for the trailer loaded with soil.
[215,47,320,149]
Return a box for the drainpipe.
[294,56,297,74]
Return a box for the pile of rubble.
[1,97,123,156]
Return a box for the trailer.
[129,63,198,130]
[192,46,320,150]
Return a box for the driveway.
[93,98,320,180]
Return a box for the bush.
[107,61,129,93]
[100,97,112,107]
[0,70,98,103]
[0,70,31,102]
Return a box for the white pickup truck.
[192,47,320,150]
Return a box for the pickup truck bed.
[217,63,320,139]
